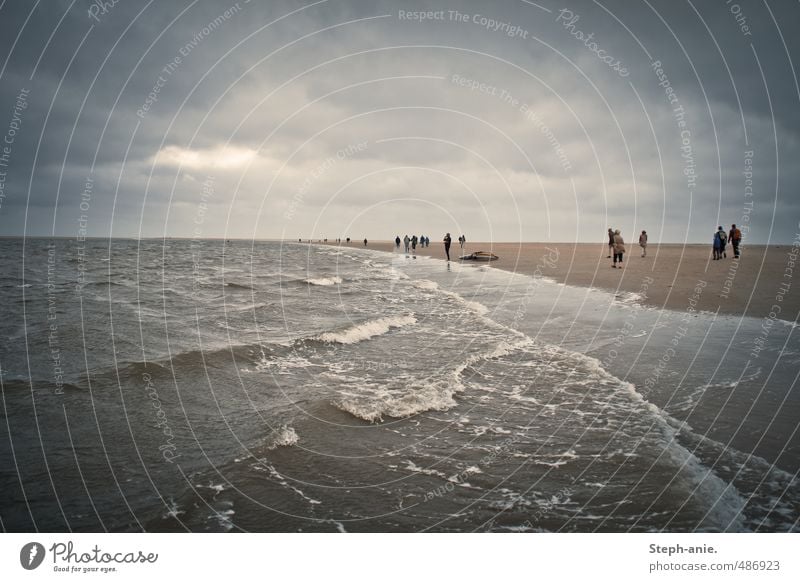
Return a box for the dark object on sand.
[460,251,499,262]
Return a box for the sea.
[0,238,798,532]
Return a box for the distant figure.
[443,232,452,261]
[395,235,401,249]
[607,228,615,258]
[713,226,727,260]
[638,230,648,257]
[459,234,466,249]
[425,236,430,247]
[403,235,410,253]
[346,237,350,244]
[729,224,742,258]
[298,238,301,242]
[612,230,625,268]
[363,238,368,246]
[411,235,418,252]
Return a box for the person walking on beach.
[395,235,401,249]
[729,224,742,258]
[639,230,648,257]
[607,228,615,258]
[612,230,625,268]
[403,235,410,253]
[713,227,726,260]
[443,232,452,261]
[363,238,368,246]
[459,234,466,249]
[411,235,418,252]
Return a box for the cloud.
[0,0,797,242]
[152,145,257,170]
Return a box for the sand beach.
[343,241,799,321]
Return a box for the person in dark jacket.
[443,233,452,261]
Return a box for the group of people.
[396,234,430,252]
[605,222,743,267]
[607,228,627,267]
[606,228,649,268]
[713,224,742,260]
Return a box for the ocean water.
[0,238,797,532]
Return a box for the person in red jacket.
[729,224,742,258]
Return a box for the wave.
[305,276,342,286]
[413,279,489,315]
[333,336,533,422]
[318,314,416,345]
[224,282,254,290]
[532,343,750,530]
[267,425,299,449]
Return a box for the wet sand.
[327,240,799,320]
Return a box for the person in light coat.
[612,230,626,268]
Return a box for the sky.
[0,0,798,243]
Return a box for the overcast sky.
[0,0,797,243]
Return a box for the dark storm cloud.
[0,0,797,242]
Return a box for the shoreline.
[320,240,799,320]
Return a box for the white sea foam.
[333,335,533,422]
[413,278,491,315]
[404,460,448,479]
[318,314,416,344]
[267,425,299,449]
[334,378,460,423]
[163,498,184,519]
[305,276,342,286]
[615,291,645,305]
